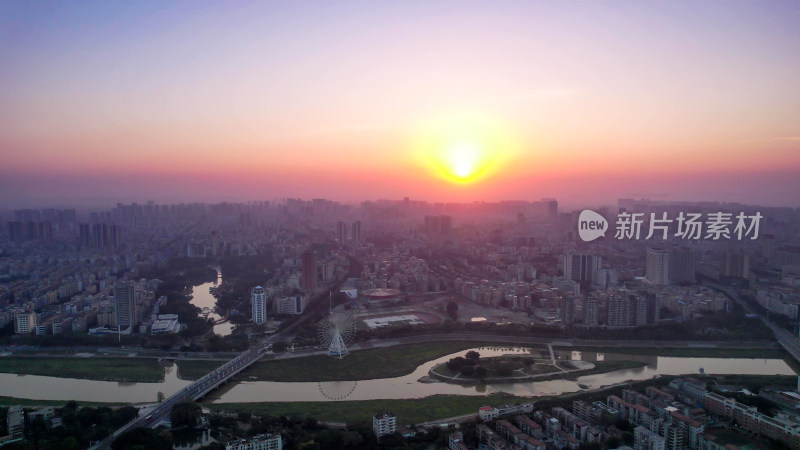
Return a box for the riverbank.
[1,342,793,382]
[207,392,526,425]
[557,345,800,373]
[555,346,788,359]
[0,356,164,382]
[207,373,797,425]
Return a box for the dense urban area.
[1,197,800,450]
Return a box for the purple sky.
[2,1,799,208]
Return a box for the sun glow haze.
[413,113,520,185]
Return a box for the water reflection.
[189,267,233,336]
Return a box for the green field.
[178,341,491,381]
[0,396,120,407]
[0,356,164,382]
[208,392,529,425]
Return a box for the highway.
[710,283,800,366]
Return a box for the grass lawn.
[178,341,490,382]
[0,356,165,382]
[0,396,121,407]
[207,392,529,425]
[522,362,562,375]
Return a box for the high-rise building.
[251,286,267,324]
[351,221,362,247]
[336,221,347,247]
[584,295,599,326]
[424,215,452,236]
[633,296,648,326]
[6,221,24,241]
[762,234,775,263]
[301,250,317,292]
[79,223,91,247]
[668,247,695,283]
[275,295,308,315]
[109,224,122,248]
[14,312,37,335]
[608,295,632,327]
[373,412,397,439]
[91,223,109,248]
[439,215,452,235]
[723,252,749,278]
[114,281,137,330]
[646,248,669,285]
[647,295,660,324]
[211,230,219,257]
[561,295,575,326]
[544,198,558,218]
[564,253,601,283]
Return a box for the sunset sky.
[2,1,799,208]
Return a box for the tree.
[446,357,468,372]
[112,406,139,427]
[1,442,34,450]
[59,437,81,450]
[622,431,634,445]
[495,362,514,377]
[378,432,406,448]
[465,351,480,361]
[446,301,459,320]
[475,365,488,378]
[157,391,165,403]
[112,428,172,450]
[579,443,602,450]
[272,341,288,352]
[171,402,202,428]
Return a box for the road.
[708,282,800,366]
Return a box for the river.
[189,268,233,336]
[0,346,793,404]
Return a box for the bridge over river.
[89,330,287,449]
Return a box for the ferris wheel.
[317,380,358,400]
[318,310,357,358]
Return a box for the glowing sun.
[445,142,487,181]
[412,112,517,184]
